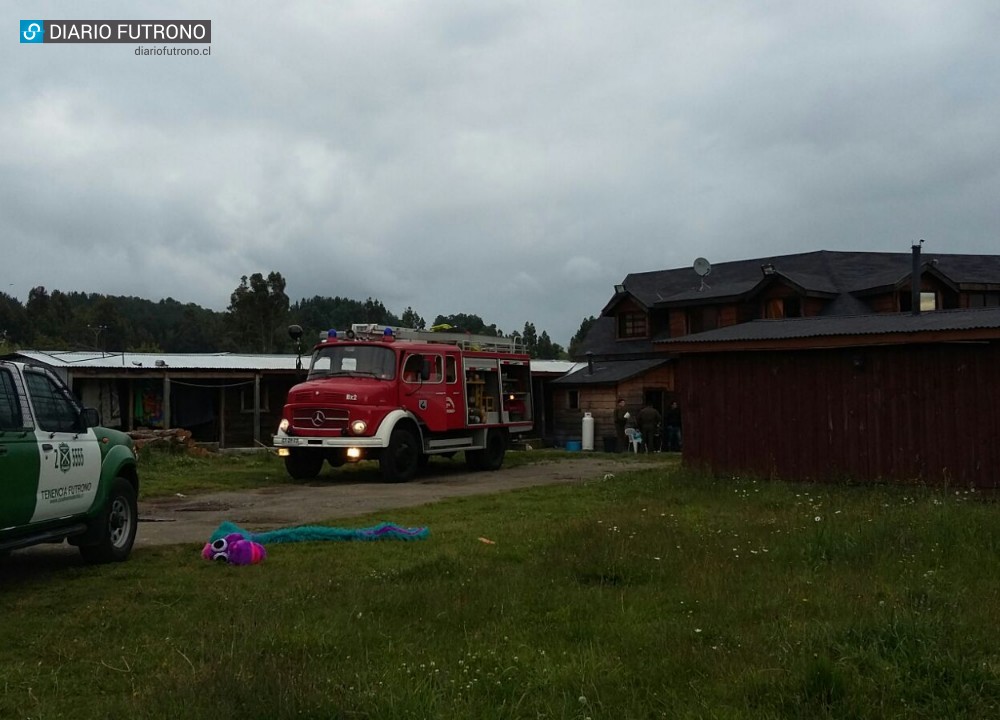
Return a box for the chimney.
[911,240,923,316]
[586,351,594,374]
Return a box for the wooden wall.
[551,364,675,446]
[677,343,1000,488]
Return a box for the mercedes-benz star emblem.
[311,411,326,427]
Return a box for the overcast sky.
[5,1,1000,346]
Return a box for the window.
[899,291,938,312]
[0,369,23,430]
[762,297,802,319]
[687,307,719,334]
[969,292,1000,308]
[24,371,82,433]
[446,356,457,383]
[567,389,579,410]
[617,312,647,339]
[308,345,395,380]
[403,354,443,383]
[240,387,269,414]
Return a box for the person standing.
[665,401,682,452]
[613,398,629,453]
[638,401,662,453]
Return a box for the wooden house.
[558,248,1000,451]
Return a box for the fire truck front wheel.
[285,449,325,480]
[380,427,420,483]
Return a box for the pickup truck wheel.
[79,477,137,564]
[285,450,324,480]
[380,427,419,483]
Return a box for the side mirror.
[288,325,303,340]
[81,407,101,428]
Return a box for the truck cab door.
[22,368,101,524]
[442,353,465,431]
[400,352,450,432]
[0,364,38,530]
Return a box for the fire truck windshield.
[308,345,396,381]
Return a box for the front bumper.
[272,433,387,449]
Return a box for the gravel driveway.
[137,455,671,547]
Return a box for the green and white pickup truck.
[0,360,139,562]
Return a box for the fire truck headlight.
[278,419,289,433]
[350,419,367,435]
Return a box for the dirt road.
[137,455,669,547]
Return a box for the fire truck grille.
[292,408,349,432]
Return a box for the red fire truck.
[273,324,533,482]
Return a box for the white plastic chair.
[625,428,642,453]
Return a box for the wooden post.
[253,373,261,446]
[162,376,171,429]
[219,384,226,449]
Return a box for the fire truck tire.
[467,429,506,471]
[285,450,324,480]
[327,451,346,468]
[380,427,420,483]
[481,429,507,471]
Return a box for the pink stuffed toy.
[202,533,266,565]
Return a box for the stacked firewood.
[127,427,196,451]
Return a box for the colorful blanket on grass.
[208,521,429,545]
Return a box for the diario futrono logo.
[20,20,44,43]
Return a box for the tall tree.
[568,315,597,358]
[534,330,565,360]
[521,322,538,356]
[228,271,290,353]
[400,306,425,330]
[0,292,29,348]
[432,313,501,336]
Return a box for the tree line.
[0,271,594,360]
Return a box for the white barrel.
[581,412,595,451]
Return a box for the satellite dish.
[693,257,712,277]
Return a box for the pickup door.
[21,368,101,524]
[0,364,40,529]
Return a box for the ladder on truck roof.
[349,324,524,354]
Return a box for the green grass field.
[3,458,999,719]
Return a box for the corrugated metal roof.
[531,360,585,376]
[659,307,1000,345]
[11,351,587,376]
[13,351,300,371]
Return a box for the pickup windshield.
[308,345,396,381]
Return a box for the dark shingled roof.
[551,358,671,386]
[620,250,1000,309]
[659,307,1000,346]
[576,249,1000,359]
[574,316,658,357]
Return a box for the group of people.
[613,398,682,453]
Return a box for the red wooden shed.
[664,308,1000,488]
